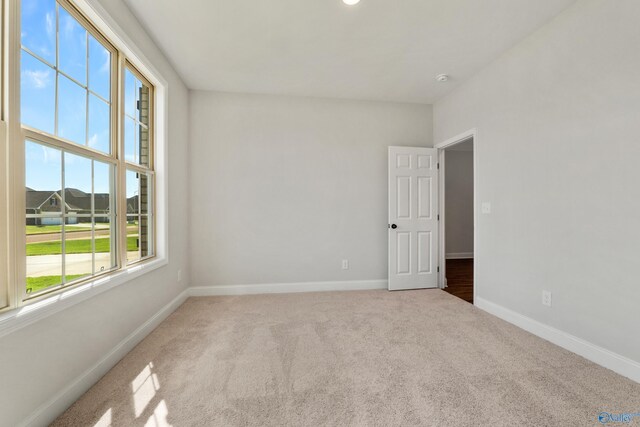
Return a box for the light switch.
[481,202,491,214]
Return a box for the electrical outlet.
[342,259,349,270]
[178,269,182,283]
[542,290,552,307]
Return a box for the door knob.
[390,224,398,229]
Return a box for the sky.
[21,0,143,198]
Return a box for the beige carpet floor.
[53,290,640,427]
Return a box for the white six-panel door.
[388,147,439,290]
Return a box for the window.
[123,66,154,265]
[21,0,112,152]
[0,0,157,303]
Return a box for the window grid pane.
[21,0,56,64]
[126,169,153,263]
[57,73,87,145]
[25,140,117,296]
[58,5,87,86]
[88,35,110,100]
[20,1,112,155]
[124,68,151,167]
[21,50,56,134]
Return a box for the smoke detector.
[436,74,449,82]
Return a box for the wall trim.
[189,279,388,296]
[20,289,189,427]
[476,297,640,384]
[446,252,474,259]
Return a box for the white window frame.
[0,0,169,337]
[121,61,156,267]
[1,0,8,309]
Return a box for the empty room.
[1,0,640,426]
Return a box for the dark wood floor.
[444,258,474,303]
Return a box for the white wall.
[434,0,640,364]
[0,0,191,425]
[444,149,474,257]
[190,92,432,287]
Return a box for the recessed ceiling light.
[343,0,360,5]
[436,74,449,82]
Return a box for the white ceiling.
[123,0,577,104]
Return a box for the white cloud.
[45,12,54,39]
[40,145,61,164]
[101,49,110,74]
[88,134,99,148]
[88,131,110,151]
[22,68,52,89]
[61,14,76,39]
[61,13,85,44]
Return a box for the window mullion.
[60,150,66,285]
[54,2,59,136]
[5,0,26,309]
[91,160,95,276]
[0,120,8,309]
[116,53,127,270]
[84,28,89,147]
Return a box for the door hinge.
[437,266,440,272]
[437,163,440,170]
[437,214,440,221]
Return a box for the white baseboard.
[21,289,190,427]
[475,297,640,384]
[446,252,474,259]
[190,279,388,296]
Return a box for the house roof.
[63,189,111,212]
[25,188,113,213]
[25,190,58,210]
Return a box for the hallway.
[444,258,473,303]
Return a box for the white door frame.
[434,128,479,305]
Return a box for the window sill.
[0,257,167,339]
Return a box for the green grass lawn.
[26,274,85,293]
[26,237,139,256]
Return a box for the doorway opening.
[436,131,476,303]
